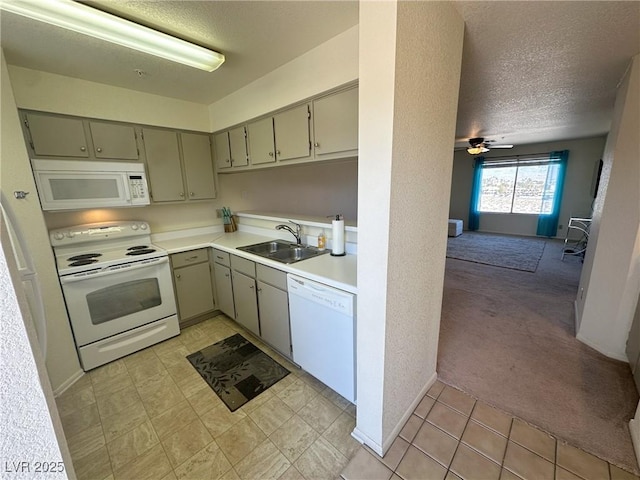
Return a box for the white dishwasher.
[287,274,356,403]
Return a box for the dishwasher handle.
[287,274,354,317]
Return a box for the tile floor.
[56,315,360,480]
[341,381,640,480]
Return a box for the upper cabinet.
[214,126,248,170]
[143,128,216,203]
[247,104,311,166]
[312,87,358,159]
[215,84,358,173]
[23,111,140,160]
[88,122,138,160]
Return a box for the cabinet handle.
[186,255,198,261]
[96,147,103,153]
[216,255,224,261]
[268,152,274,157]
[190,192,195,197]
[276,150,281,155]
[249,285,254,290]
[314,142,320,148]
[176,274,181,279]
[224,273,230,278]
[80,146,86,152]
[179,192,185,197]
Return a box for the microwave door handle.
[60,257,168,284]
[123,177,132,202]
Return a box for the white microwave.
[31,159,150,211]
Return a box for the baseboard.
[630,417,640,470]
[576,331,628,362]
[52,369,85,397]
[351,371,437,457]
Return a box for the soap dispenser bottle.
[317,231,326,250]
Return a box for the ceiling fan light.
[0,0,225,72]
[467,146,489,155]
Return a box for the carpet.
[439,239,640,473]
[446,232,547,272]
[187,333,290,412]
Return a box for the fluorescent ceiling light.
[0,0,225,72]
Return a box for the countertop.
[154,230,357,294]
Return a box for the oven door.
[60,257,177,346]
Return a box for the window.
[478,157,561,215]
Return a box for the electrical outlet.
[559,224,563,230]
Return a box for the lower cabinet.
[213,249,235,319]
[256,264,291,358]
[170,248,215,327]
[218,254,292,358]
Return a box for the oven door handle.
[60,257,169,284]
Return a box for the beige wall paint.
[449,136,606,237]
[355,1,464,454]
[577,54,640,360]
[8,66,209,131]
[218,159,357,221]
[1,52,82,391]
[208,25,358,132]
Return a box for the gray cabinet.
[247,104,311,166]
[143,128,216,203]
[274,104,311,162]
[214,126,248,169]
[230,255,260,336]
[213,249,235,319]
[257,264,291,358]
[247,117,276,165]
[312,86,358,158]
[88,121,138,160]
[181,133,217,200]
[171,249,215,327]
[25,112,88,157]
[23,111,140,160]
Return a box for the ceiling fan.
[466,137,514,155]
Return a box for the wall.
[449,136,606,237]
[576,54,640,360]
[208,25,358,131]
[0,231,73,479]
[355,1,464,455]
[218,159,358,221]
[1,52,82,393]
[8,66,209,131]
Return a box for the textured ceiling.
[1,1,638,147]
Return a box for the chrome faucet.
[276,221,302,245]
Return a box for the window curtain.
[536,150,568,237]
[468,156,484,231]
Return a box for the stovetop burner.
[69,259,99,267]
[127,245,151,251]
[126,249,156,256]
[68,253,102,261]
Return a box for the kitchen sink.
[237,240,329,264]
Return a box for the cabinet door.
[229,126,248,167]
[89,122,139,160]
[257,281,291,358]
[247,117,276,165]
[274,104,311,162]
[143,128,184,202]
[174,262,214,323]
[214,263,235,319]
[25,112,89,158]
[232,271,260,336]
[182,133,216,200]
[313,87,358,157]
[214,131,231,170]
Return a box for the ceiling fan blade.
[489,144,514,149]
